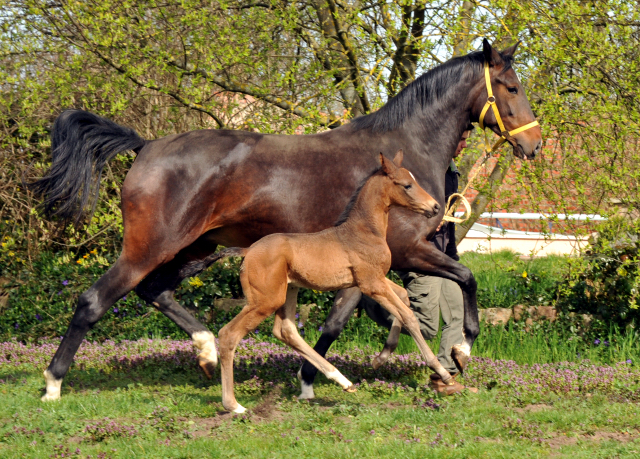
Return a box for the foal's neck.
[341,174,392,239]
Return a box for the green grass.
[2,357,639,458]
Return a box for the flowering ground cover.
[1,338,639,458]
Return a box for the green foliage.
[459,249,568,309]
[557,218,640,328]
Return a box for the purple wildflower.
[62,280,69,286]
[604,341,610,347]
[627,359,632,364]
[122,296,127,301]
[14,323,18,329]
[298,322,303,328]
[594,339,601,345]
[113,307,119,314]
[35,314,41,321]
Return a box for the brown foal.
[216,150,454,413]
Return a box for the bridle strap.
[478,61,539,155]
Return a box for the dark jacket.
[432,160,459,261]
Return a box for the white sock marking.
[192,331,218,366]
[326,369,352,390]
[42,370,62,402]
[232,404,246,414]
[297,368,315,399]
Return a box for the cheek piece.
[478,61,539,153]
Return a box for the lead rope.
[442,61,539,224]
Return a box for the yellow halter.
[442,61,539,224]
[478,61,539,153]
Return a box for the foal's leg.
[372,280,409,369]
[297,287,362,399]
[42,256,161,401]
[364,278,452,383]
[274,287,354,393]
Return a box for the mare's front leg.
[298,287,362,399]
[390,230,479,373]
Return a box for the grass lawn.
[2,338,639,458]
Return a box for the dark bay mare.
[31,40,541,401]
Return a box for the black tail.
[29,109,146,223]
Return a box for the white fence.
[456,213,604,256]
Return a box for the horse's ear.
[380,153,396,175]
[392,149,404,167]
[482,38,502,66]
[501,41,520,58]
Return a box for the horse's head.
[381,150,440,218]
[472,39,542,160]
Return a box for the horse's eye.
[404,184,412,190]
[507,86,518,94]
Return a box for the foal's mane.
[350,50,513,133]
[334,167,383,226]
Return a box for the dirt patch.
[548,431,638,452]
[249,387,285,423]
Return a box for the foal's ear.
[482,38,502,66]
[392,149,404,167]
[380,153,396,175]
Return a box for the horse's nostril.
[432,203,440,214]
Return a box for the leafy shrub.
[557,217,640,327]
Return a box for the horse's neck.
[341,175,390,240]
[400,79,480,173]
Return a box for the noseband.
[478,61,539,153]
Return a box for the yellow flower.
[522,271,527,278]
[188,277,204,288]
[77,259,83,264]
[90,249,98,255]
[83,254,89,259]
[1,242,5,248]
[8,252,14,256]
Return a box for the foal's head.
[380,150,440,218]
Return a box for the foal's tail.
[29,109,146,223]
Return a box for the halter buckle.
[487,96,496,104]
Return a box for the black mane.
[350,50,513,133]
[334,167,382,226]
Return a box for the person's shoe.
[429,372,478,395]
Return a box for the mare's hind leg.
[274,287,354,395]
[298,287,362,399]
[43,256,160,401]
[135,243,225,377]
[372,280,409,369]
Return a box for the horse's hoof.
[451,345,470,373]
[232,404,246,414]
[198,357,217,379]
[344,385,357,393]
[298,382,315,400]
[41,393,60,402]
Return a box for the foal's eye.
[404,184,412,190]
[507,86,518,94]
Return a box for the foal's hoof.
[344,385,357,394]
[198,357,217,379]
[232,404,247,414]
[451,345,470,373]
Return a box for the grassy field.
[2,337,639,458]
